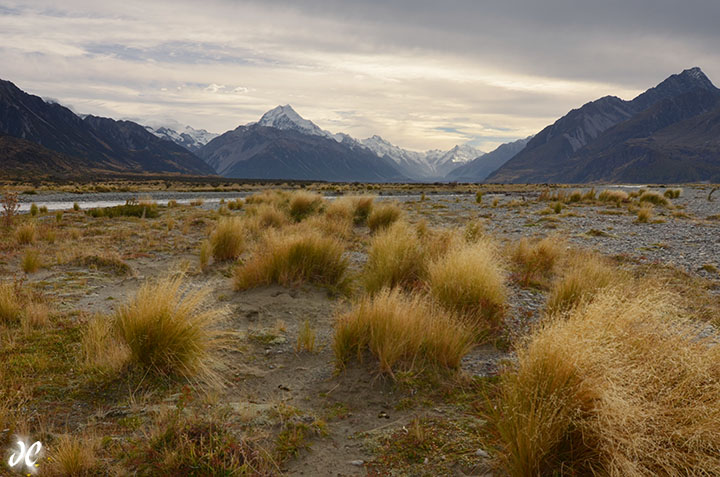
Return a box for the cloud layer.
[1,0,718,151]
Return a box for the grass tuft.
[234,230,349,293]
[508,236,565,287]
[428,240,506,332]
[48,434,99,476]
[113,275,225,380]
[21,248,41,273]
[333,288,474,376]
[546,252,620,315]
[209,217,245,261]
[0,282,23,325]
[15,221,37,244]
[489,289,720,476]
[288,191,324,222]
[363,221,426,294]
[639,190,669,207]
[367,202,402,232]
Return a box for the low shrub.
[29,203,39,217]
[333,288,474,376]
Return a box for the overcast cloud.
[1,0,718,151]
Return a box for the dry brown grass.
[244,203,289,237]
[21,302,49,333]
[295,320,317,353]
[288,191,324,222]
[639,190,670,207]
[82,315,131,374]
[14,221,37,244]
[428,240,506,332]
[234,229,350,293]
[598,189,629,204]
[636,206,653,223]
[47,434,99,476]
[209,217,245,261]
[363,221,426,294]
[0,282,23,325]
[546,252,621,315]
[508,236,565,287]
[333,288,474,376]
[490,289,720,476]
[112,275,225,381]
[21,248,41,273]
[367,202,402,232]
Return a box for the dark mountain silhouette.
[0,79,214,176]
[487,67,720,183]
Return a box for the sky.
[1,0,719,152]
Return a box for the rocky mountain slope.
[486,67,720,183]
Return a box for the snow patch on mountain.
[144,121,218,152]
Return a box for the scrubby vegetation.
[1,182,718,476]
[234,229,350,293]
[333,288,474,376]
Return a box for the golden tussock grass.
[508,236,565,287]
[47,434,99,476]
[301,214,352,240]
[363,221,426,294]
[598,189,629,204]
[664,188,682,199]
[490,289,720,476]
[288,191,324,222]
[367,202,402,232]
[427,240,506,332]
[82,315,130,374]
[14,221,37,244]
[325,195,375,225]
[545,251,621,315]
[209,217,245,261]
[636,206,653,223]
[333,288,474,376]
[296,320,317,353]
[233,230,349,293]
[198,239,211,272]
[21,248,41,273]
[111,276,225,381]
[639,190,670,207]
[21,302,49,333]
[244,203,289,237]
[0,282,23,325]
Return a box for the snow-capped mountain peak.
[144,120,218,152]
[257,104,331,138]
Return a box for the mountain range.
[2,67,720,183]
[486,67,720,183]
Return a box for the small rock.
[423,457,429,464]
[349,460,364,467]
[476,448,490,458]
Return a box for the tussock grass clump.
[125,407,276,476]
[48,434,99,476]
[325,195,375,225]
[636,206,653,223]
[82,315,130,374]
[29,203,39,217]
[508,236,565,287]
[14,221,37,244]
[301,214,352,240]
[428,241,506,331]
[490,290,720,476]
[199,240,211,272]
[113,276,225,380]
[363,221,426,294]
[73,253,132,276]
[546,252,620,315]
[21,248,41,273]
[639,190,670,207]
[664,188,682,199]
[333,288,474,376]
[0,282,23,325]
[209,217,245,261]
[245,203,288,236]
[234,230,349,292]
[598,189,629,204]
[367,202,402,232]
[296,320,317,353]
[86,202,159,218]
[22,302,49,333]
[288,191,324,222]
